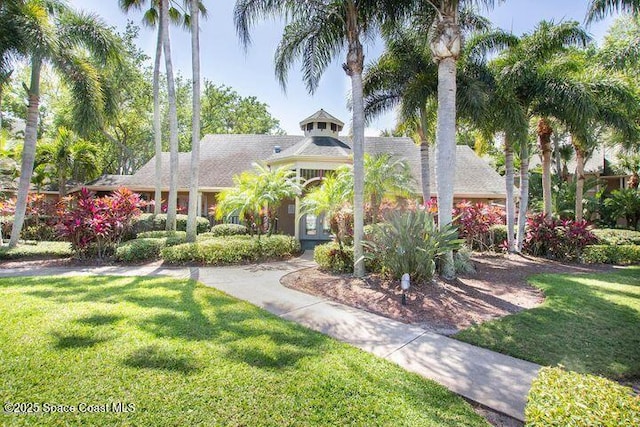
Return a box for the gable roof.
[299,109,344,128]
[119,134,507,199]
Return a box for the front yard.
[0,276,486,426]
[455,267,640,380]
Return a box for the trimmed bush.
[137,230,187,241]
[197,232,252,241]
[489,224,507,251]
[582,245,640,265]
[314,243,354,274]
[209,223,249,237]
[593,228,640,246]
[526,367,640,427]
[131,214,210,236]
[161,235,299,265]
[116,238,167,262]
[0,241,72,260]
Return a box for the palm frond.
[587,0,640,23]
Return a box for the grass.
[0,241,72,260]
[0,276,487,426]
[455,267,640,380]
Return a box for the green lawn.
[455,267,640,380]
[0,276,486,426]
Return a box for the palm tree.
[618,152,640,189]
[216,163,301,236]
[492,21,590,250]
[186,0,201,242]
[8,0,119,248]
[587,0,640,22]
[364,153,416,222]
[235,0,404,277]
[36,127,99,198]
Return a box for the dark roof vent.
[273,145,281,154]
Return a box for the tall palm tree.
[235,0,403,277]
[364,153,416,221]
[36,127,99,198]
[186,0,201,242]
[8,0,119,248]
[492,21,590,250]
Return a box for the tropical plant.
[604,188,640,229]
[7,0,120,248]
[364,153,416,222]
[235,0,404,277]
[491,21,590,250]
[587,0,640,22]
[185,0,201,242]
[57,187,146,259]
[36,127,100,198]
[363,209,462,283]
[523,213,597,261]
[617,152,640,189]
[216,164,301,236]
[453,200,505,251]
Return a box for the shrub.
[526,367,640,427]
[523,214,597,261]
[604,188,640,230]
[489,224,508,251]
[592,228,640,246]
[453,201,505,251]
[57,188,145,259]
[0,241,72,260]
[197,232,252,241]
[364,210,462,282]
[454,245,476,275]
[582,245,640,265]
[115,238,167,262]
[131,214,210,236]
[137,230,187,241]
[161,235,299,265]
[314,243,354,274]
[209,223,249,237]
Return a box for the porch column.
[294,167,301,241]
[197,192,203,217]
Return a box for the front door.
[299,213,332,250]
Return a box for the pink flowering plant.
[58,188,145,258]
[453,201,506,250]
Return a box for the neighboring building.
[85,110,507,247]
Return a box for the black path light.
[401,273,410,306]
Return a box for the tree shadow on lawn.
[457,273,640,380]
[123,344,201,374]
[5,276,329,372]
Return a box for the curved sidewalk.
[0,257,539,421]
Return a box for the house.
[86,110,507,247]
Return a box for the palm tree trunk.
[153,5,164,215]
[345,2,365,277]
[59,173,66,199]
[186,0,201,242]
[516,142,530,252]
[504,133,515,252]
[162,0,179,231]
[418,106,431,203]
[9,57,41,248]
[573,136,586,222]
[537,117,553,219]
[435,56,457,279]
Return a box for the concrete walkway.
[0,256,540,421]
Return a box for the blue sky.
[68,0,618,136]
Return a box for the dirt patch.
[281,253,616,335]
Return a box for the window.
[306,123,313,131]
[317,122,327,130]
[330,123,337,132]
[305,214,317,235]
[322,215,331,235]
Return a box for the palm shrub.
[363,210,462,283]
[604,188,640,230]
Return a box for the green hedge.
[489,224,508,250]
[161,235,300,265]
[314,243,354,274]
[115,234,188,262]
[209,223,249,236]
[526,367,640,426]
[593,228,640,246]
[131,214,210,236]
[0,241,72,260]
[582,245,640,265]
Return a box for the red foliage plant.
[453,201,506,250]
[523,213,597,261]
[57,187,146,258]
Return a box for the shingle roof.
[268,136,351,161]
[85,174,131,188]
[299,109,344,128]
[125,134,507,198]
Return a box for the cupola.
[299,109,344,137]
